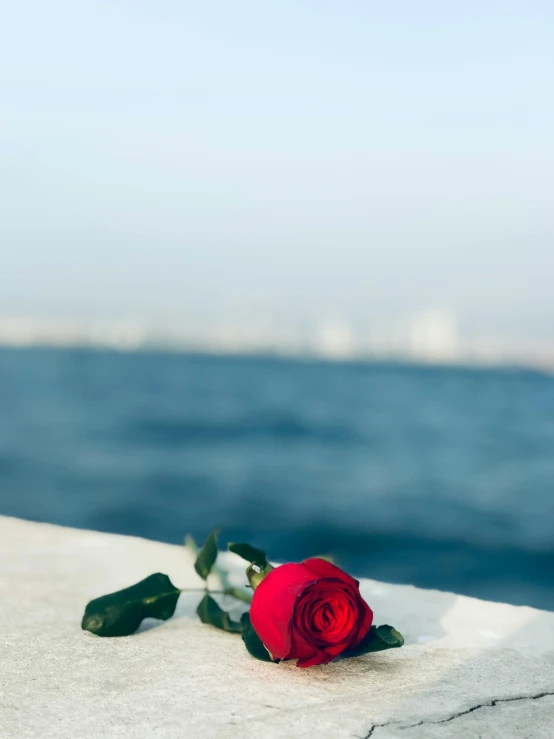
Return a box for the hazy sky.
[1,1,553,340]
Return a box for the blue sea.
[1,347,553,610]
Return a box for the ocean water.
[1,347,553,610]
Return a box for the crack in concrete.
[359,690,554,738]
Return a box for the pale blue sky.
[1,1,553,341]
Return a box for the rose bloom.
[249,558,373,668]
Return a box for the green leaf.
[228,542,267,567]
[342,624,404,658]
[194,529,219,580]
[374,624,404,648]
[81,573,181,637]
[240,612,274,662]
[184,533,199,554]
[196,594,242,633]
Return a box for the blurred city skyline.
[2,1,553,364]
[1,309,553,370]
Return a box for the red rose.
[249,558,373,668]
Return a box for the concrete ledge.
[1,515,553,738]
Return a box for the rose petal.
[289,627,318,662]
[302,558,361,588]
[304,559,374,647]
[250,563,319,659]
[296,580,359,645]
[296,650,335,668]
[353,596,373,645]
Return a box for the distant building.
[409,310,460,364]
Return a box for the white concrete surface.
[1,515,553,738]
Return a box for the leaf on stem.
[196,594,242,633]
[228,542,267,568]
[184,534,198,554]
[81,573,181,637]
[342,624,404,658]
[240,612,274,662]
[194,529,219,580]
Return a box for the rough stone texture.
[1,515,553,739]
